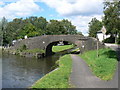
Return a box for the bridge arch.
[11,35,104,57]
[45,40,76,56]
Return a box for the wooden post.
[97,39,99,58]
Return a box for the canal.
[2,47,76,88]
[2,52,60,88]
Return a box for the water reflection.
[2,47,75,88]
[2,53,60,88]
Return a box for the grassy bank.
[31,54,72,88]
[3,48,45,59]
[52,45,74,52]
[79,48,118,80]
[22,48,45,53]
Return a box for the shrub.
[19,44,27,52]
[103,36,115,43]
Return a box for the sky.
[0,0,105,36]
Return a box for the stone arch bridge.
[11,35,104,56]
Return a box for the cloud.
[0,0,104,36]
[0,1,5,6]
[39,0,104,36]
[40,0,104,16]
[0,0,41,19]
[67,14,103,36]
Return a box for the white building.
[97,31,110,42]
[97,26,110,42]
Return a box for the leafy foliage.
[19,44,27,52]
[46,19,77,35]
[0,17,8,46]
[88,18,103,38]
[1,17,78,46]
[103,1,120,43]
[22,48,45,53]
[103,36,115,43]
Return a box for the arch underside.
[45,41,74,56]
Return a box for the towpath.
[70,44,119,88]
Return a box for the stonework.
[10,35,104,56]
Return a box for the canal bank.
[3,47,45,59]
[2,45,76,88]
[3,44,75,59]
[31,54,72,88]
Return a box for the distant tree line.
[0,16,83,46]
[88,0,120,44]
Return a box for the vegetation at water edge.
[31,54,72,88]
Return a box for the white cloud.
[39,0,104,36]
[0,1,5,6]
[0,0,104,36]
[0,0,41,19]
[67,14,103,36]
[40,0,104,16]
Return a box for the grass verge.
[52,45,74,52]
[31,54,72,88]
[79,48,118,80]
[22,48,45,53]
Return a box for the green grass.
[22,48,45,53]
[52,45,74,52]
[79,48,118,80]
[31,54,72,88]
[71,48,80,53]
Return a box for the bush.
[103,36,115,43]
[19,44,27,52]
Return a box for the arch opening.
[45,41,75,56]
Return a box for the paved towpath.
[70,54,118,88]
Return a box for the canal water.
[2,52,60,88]
[2,47,76,88]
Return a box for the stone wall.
[10,35,104,55]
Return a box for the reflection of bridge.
[12,35,104,56]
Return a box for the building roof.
[97,30,102,33]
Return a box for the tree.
[17,23,42,39]
[1,16,78,45]
[61,19,77,35]
[46,20,64,35]
[77,31,84,36]
[103,1,120,43]
[88,18,103,38]
[0,20,2,46]
[1,17,8,46]
[46,19,77,35]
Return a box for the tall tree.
[61,19,77,35]
[46,20,64,35]
[46,19,77,35]
[88,18,103,38]
[1,17,8,46]
[17,23,42,39]
[103,1,120,43]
